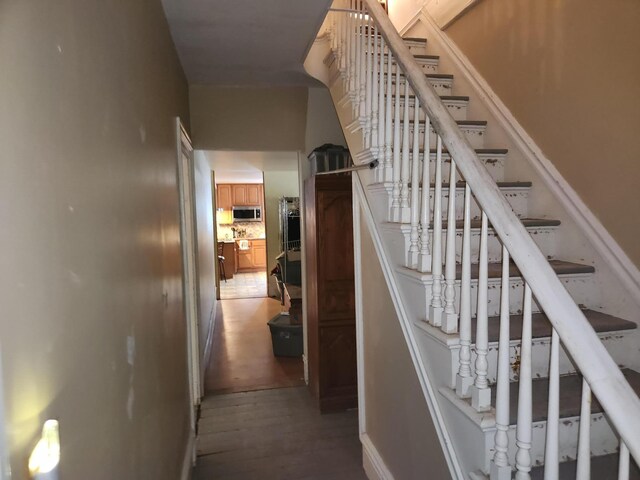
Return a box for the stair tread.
[456,259,595,280]
[390,94,470,102]
[530,452,640,480]
[472,309,637,344]
[398,119,487,126]
[437,217,560,230]
[493,368,640,425]
[429,147,506,154]
[418,180,531,188]
[380,53,439,61]
[387,72,453,79]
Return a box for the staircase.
[309,1,640,479]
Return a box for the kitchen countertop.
[220,238,266,243]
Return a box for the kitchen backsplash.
[217,221,266,240]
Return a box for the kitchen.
[216,182,268,299]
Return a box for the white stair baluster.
[417,114,431,272]
[353,2,361,118]
[455,183,472,396]
[391,62,401,221]
[364,17,373,147]
[491,244,511,480]
[408,95,421,267]
[340,4,347,75]
[429,135,444,326]
[619,441,630,480]
[442,159,458,333]
[543,328,560,480]
[376,35,385,182]
[358,6,366,122]
[348,1,356,97]
[371,25,379,154]
[384,48,393,183]
[399,79,411,223]
[576,379,591,479]
[515,283,533,480]
[471,211,491,411]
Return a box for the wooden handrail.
[362,0,640,463]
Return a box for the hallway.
[205,297,305,394]
[193,387,365,480]
[195,297,366,479]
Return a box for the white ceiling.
[161,0,333,86]
[205,150,299,183]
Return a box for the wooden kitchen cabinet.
[231,184,247,206]
[245,184,262,206]
[252,239,266,268]
[216,184,233,211]
[217,184,264,210]
[235,239,267,272]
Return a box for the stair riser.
[392,123,486,149]
[392,97,468,121]
[366,39,427,55]
[375,184,529,223]
[418,274,595,318]
[386,75,453,96]
[458,330,634,384]
[425,186,529,222]
[481,412,620,473]
[427,226,557,264]
[372,155,505,182]
[377,55,439,74]
[386,221,555,266]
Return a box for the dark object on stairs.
[267,314,303,357]
[307,143,352,175]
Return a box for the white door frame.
[175,118,202,428]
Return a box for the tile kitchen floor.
[220,271,268,299]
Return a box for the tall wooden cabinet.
[304,174,357,413]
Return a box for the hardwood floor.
[205,297,305,395]
[193,387,366,480]
[196,298,365,479]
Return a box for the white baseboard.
[180,430,195,480]
[362,434,395,480]
[419,8,640,305]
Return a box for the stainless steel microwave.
[232,206,262,222]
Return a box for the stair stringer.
[353,171,467,479]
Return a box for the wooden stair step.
[471,309,637,343]
[413,180,531,189]
[455,259,595,280]
[494,368,640,425]
[398,119,487,127]
[530,452,640,480]
[439,217,559,230]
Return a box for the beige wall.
[190,86,309,151]
[0,0,192,478]
[446,0,640,266]
[194,152,217,376]
[264,170,301,296]
[359,211,450,479]
[304,87,347,155]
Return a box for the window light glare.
[28,420,60,478]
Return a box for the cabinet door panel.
[217,184,232,211]
[246,184,261,205]
[232,185,246,206]
[252,243,266,268]
[237,250,253,270]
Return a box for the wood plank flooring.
[205,297,305,395]
[193,387,366,480]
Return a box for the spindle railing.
[325,0,640,478]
